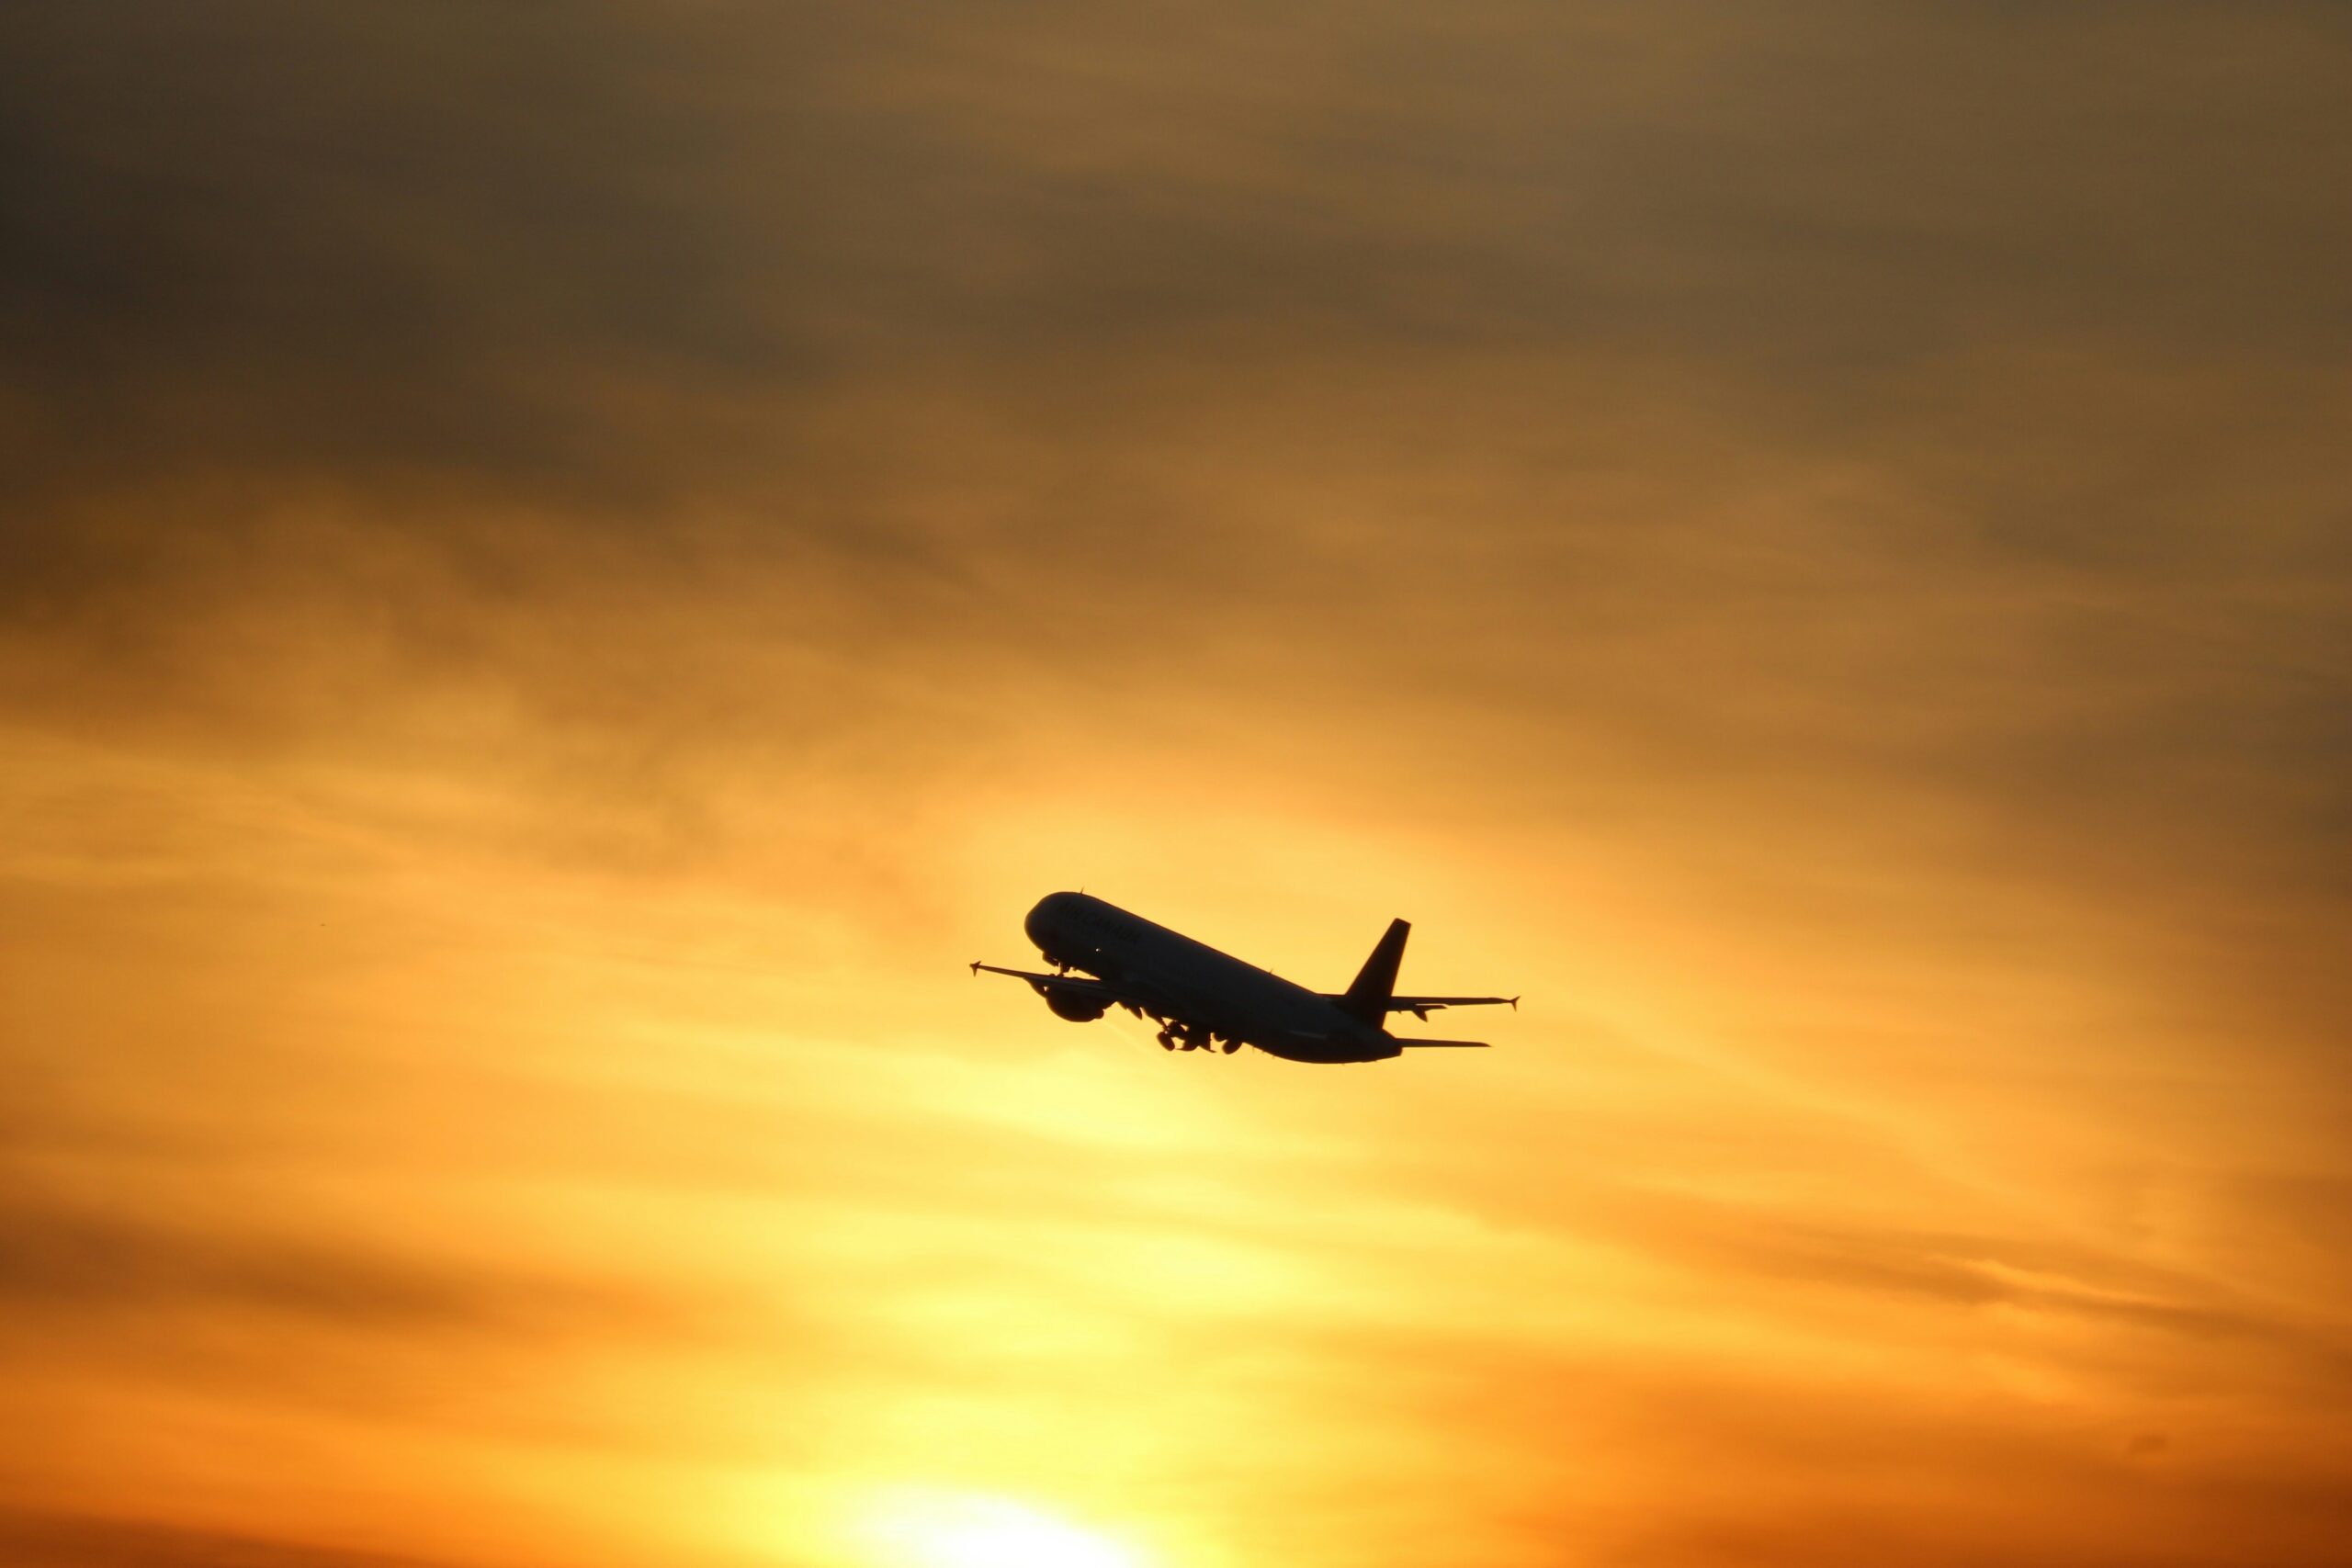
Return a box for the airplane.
[972,890,1517,1064]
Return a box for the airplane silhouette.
[974,891,1516,1064]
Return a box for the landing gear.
[1150,1017,1237,1055]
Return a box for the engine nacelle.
[1044,989,1109,1023]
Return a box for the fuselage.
[1023,890,1402,1063]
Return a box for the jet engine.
[1044,989,1109,1022]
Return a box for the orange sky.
[4,5,2351,1566]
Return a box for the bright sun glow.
[853,1490,1152,1568]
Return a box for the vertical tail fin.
[1339,918,1409,1025]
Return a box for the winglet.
[969,960,981,975]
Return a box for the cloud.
[7,0,2349,502]
[0,1190,654,1335]
[0,1509,492,1568]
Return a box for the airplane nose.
[1023,895,1063,951]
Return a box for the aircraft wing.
[971,962,1116,996]
[969,963,1166,1013]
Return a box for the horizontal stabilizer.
[1395,1038,1490,1048]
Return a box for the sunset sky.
[5,4,2351,1565]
